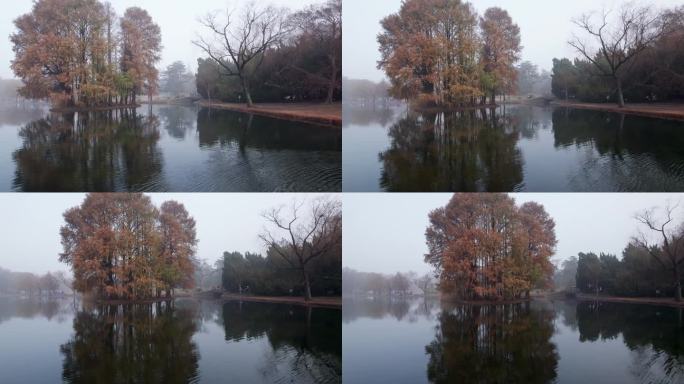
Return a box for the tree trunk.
[241,77,254,107]
[303,271,312,302]
[616,77,625,108]
[326,56,337,104]
[674,267,682,302]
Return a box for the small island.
[0,193,341,383]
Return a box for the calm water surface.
[0,297,341,384]
[343,297,684,384]
[343,105,684,192]
[0,105,341,192]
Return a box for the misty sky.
[343,193,684,275]
[343,0,683,82]
[0,0,324,79]
[0,193,336,275]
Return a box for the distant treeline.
[552,5,684,104]
[342,78,390,105]
[194,0,341,105]
[342,268,436,297]
[0,267,71,297]
[0,78,22,101]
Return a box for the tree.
[10,0,161,108]
[378,0,482,106]
[390,273,410,296]
[577,252,602,295]
[416,273,434,295]
[634,203,684,301]
[194,3,290,107]
[425,194,556,301]
[480,7,522,104]
[59,193,196,300]
[259,197,341,301]
[158,201,198,297]
[568,4,669,107]
[161,61,195,96]
[120,7,162,104]
[40,272,60,296]
[291,0,342,103]
[553,256,578,291]
[551,58,577,100]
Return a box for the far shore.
[49,104,142,113]
[220,293,342,309]
[574,293,684,308]
[551,100,684,121]
[197,100,342,127]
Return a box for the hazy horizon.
[343,193,684,276]
[0,193,337,275]
[343,0,683,82]
[0,0,325,80]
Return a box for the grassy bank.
[551,101,684,121]
[576,294,684,308]
[220,293,342,309]
[198,100,341,127]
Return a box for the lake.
[0,297,341,384]
[343,104,684,192]
[0,105,341,192]
[343,297,684,384]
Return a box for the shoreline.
[551,101,684,121]
[575,294,684,308]
[50,104,141,113]
[219,293,342,309]
[197,100,342,127]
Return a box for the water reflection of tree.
[575,301,684,383]
[13,109,163,191]
[220,301,342,383]
[342,297,438,323]
[342,106,397,128]
[379,108,525,192]
[425,302,558,384]
[156,106,197,139]
[553,108,684,164]
[196,108,341,151]
[60,301,199,384]
[0,298,70,325]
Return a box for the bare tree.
[569,4,669,107]
[259,197,341,301]
[634,203,684,301]
[193,3,291,107]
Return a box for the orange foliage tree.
[425,193,556,301]
[10,0,161,108]
[378,0,521,107]
[59,193,197,300]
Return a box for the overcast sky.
[0,193,336,275]
[343,0,683,82]
[343,193,684,275]
[0,0,324,79]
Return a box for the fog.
[343,193,684,275]
[0,0,326,79]
[0,193,336,275]
[343,0,683,82]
